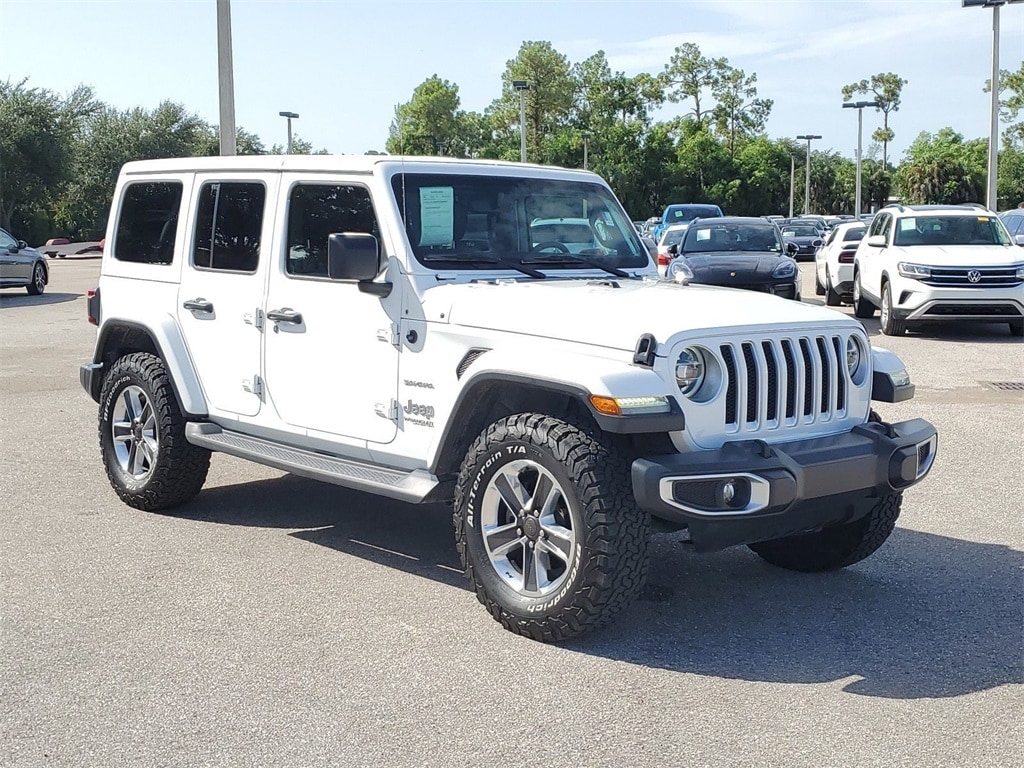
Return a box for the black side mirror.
[668,243,679,256]
[17,240,28,250]
[786,241,799,255]
[327,233,391,296]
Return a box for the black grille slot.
[673,480,720,509]
[799,339,814,416]
[832,336,846,412]
[456,348,489,378]
[721,345,737,426]
[742,342,758,423]
[816,337,831,413]
[762,341,778,421]
[781,339,796,419]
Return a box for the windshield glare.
[893,215,1012,246]
[390,173,647,271]
[683,222,782,253]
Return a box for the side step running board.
[185,423,439,503]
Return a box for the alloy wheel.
[111,385,158,480]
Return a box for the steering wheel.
[530,241,570,254]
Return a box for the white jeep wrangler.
[852,203,1024,336]
[81,156,937,641]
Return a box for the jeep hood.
[426,279,847,351]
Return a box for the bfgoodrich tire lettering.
[453,413,649,642]
[748,492,902,572]
[99,352,210,510]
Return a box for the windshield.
[892,215,1012,246]
[843,227,866,242]
[659,227,688,247]
[666,205,722,223]
[782,225,820,238]
[390,173,648,271]
[683,221,783,253]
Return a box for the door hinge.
[243,308,265,330]
[377,322,401,348]
[375,399,399,422]
[254,308,265,330]
[242,374,263,396]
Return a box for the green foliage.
[842,72,908,168]
[712,69,772,157]
[386,75,486,157]
[661,43,727,127]
[984,62,1024,147]
[894,128,987,205]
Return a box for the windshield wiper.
[521,253,632,279]
[420,253,546,279]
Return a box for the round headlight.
[668,259,694,283]
[845,336,862,378]
[676,347,705,396]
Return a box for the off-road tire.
[879,282,906,336]
[748,492,902,572]
[852,273,875,318]
[27,263,46,295]
[99,352,210,510]
[453,413,649,642]
[825,269,842,306]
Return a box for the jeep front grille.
[719,334,848,432]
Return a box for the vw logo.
[967,270,982,283]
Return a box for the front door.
[176,174,277,417]
[263,176,399,444]
[0,229,32,283]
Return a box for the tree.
[386,75,481,157]
[490,41,576,164]
[984,61,1024,147]
[661,43,727,128]
[711,68,773,157]
[0,80,98,237]
[842,72,908,168]
[894,128,987,205]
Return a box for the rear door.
[176,174,277,417]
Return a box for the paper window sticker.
[899,218,916,231]
[696,229,711,241]
[418,187,454,247]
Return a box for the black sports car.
[779,222,824,261]
[666,217,801,300]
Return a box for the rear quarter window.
[113,181,184,264]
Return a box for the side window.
[868,213,883,238]
[193,182,266,272]
[113,181,184,264]
[286,184,379,278]
[880,214,893,242]
[0,229,17,249]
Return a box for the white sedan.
[815,221,866,306]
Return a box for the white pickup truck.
[81,156,937,641]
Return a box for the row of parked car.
[632,202,1024,337]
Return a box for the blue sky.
[3,0,1022,160]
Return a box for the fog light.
[721,480,735,503]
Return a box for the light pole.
[789,155,795,218]
[843,101,880,218]
[513,80,530,163]
[582,131,590,170]
[279,111,299,154]
[796,134,821,215]
[962,0,1023,210]
[216,0,236,156]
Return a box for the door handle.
[183,298,214,313]
[266,308,303,325]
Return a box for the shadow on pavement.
[177,473,1022,700]
[0,291,81,307]
[858,317,1021,344]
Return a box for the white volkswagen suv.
[852,204,1024,336]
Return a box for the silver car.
[0,228,48,295]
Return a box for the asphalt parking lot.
[2,258,1021,768]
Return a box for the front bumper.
[891,282,1024,321]
[632,418,937,551]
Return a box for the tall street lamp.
[279,111,299,154]
[513,80,530,163]
[582,130,590,170]
[843,101,880,218]
[962,0,1023,210]
[789,155,795,218]
[216,0,236,156]
[796,134,822,215]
